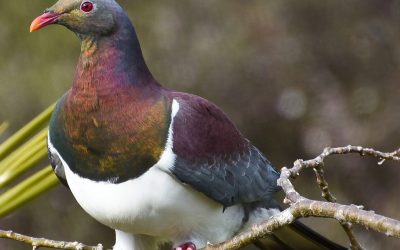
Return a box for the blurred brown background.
[1,0,400,249]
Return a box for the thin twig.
[0,230,109,250]
[205,145,400,250]
[204,198,400,250]
[313,164,363,250]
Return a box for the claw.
[174,242,196,250]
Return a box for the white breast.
[63,162,244,244]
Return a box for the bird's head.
[30,0,121,37]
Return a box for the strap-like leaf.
[0,103,54,160]
[0,166,58,217]
[0,127,48,175]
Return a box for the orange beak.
[30,12,61,32]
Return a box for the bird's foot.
[174,242,196,250]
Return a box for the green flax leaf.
[0,127,48,176]
[0,103,54,160]
[0,146,48,188]
[0,166,59,217]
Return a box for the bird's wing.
[169,93,280,207]
[47,95,69,188]
[48,142,69,188]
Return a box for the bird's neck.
[72,17,157,97]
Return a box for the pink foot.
[174,242,196,250]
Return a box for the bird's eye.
[80,1,94,12]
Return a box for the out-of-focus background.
[1,0,400,249]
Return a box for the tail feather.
[253,235,293,250]
[250,221,347,250]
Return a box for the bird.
[30,0,346,249]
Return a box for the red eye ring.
[81,1,94,12]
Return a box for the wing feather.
[170,93,280,207]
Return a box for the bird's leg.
[174,242,196,250]
[114,230,158,250]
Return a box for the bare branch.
[0,230,109,250]
[279,167,400,237]
[204,145,400,250]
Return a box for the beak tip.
[29,12,60,33]
[30,25,38,33]
[29,24,38,33]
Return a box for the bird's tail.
[251,220,347,250]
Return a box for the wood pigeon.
[30,0,346,249]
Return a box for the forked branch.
[203,146,400,250]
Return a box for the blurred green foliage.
[1,0,400,249]
[0,103,58,221]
